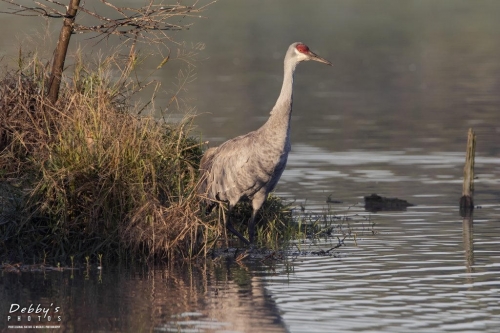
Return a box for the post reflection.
[462,213,474,282]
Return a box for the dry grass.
[0,54,211,262]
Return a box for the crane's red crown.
[296,44,310,53]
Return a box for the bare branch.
[0,0,63,17]
[1,0,215,102]
[1,0,214,43]
[33,1,65,17]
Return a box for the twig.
[311,235,347,255]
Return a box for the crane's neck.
[271,59,297,118]
[262,58,298,144]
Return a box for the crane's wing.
[198,146,218,198]
[200,131,270,203]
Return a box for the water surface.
[266,205,500,333]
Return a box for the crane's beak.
[308,51,332,66]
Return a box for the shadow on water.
[0,262,287,333]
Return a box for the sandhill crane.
[199,42,331,245]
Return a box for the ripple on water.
[264,208,500,333]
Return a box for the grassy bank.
[0,54,292,264]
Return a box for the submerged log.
[460,128,476,217]
[364,193,414,212]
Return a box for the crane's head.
[290,42,332,66]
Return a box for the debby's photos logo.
[7,303,62,324]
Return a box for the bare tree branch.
[0,0,63,17]
[1,0,214,42]
[0,0,216,103]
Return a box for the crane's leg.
[225,204,250,246]
[248,210,258,244]
[249,193,267,244]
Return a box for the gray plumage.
[199,42,331,244]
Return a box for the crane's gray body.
[199,42,330,244]
[199,102,292,209]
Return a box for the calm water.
[1,0,500,332]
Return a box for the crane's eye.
[296,44,309,53]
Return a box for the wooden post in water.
[459,128,476,216]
